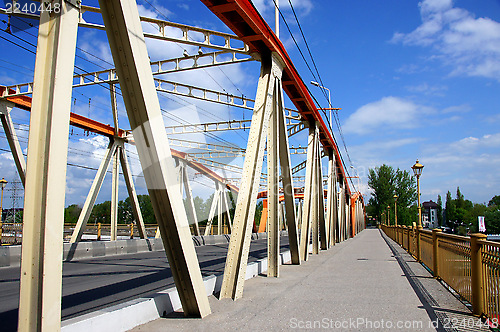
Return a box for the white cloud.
[405,82,448,96]
[450,133,500,150]
[343,96,431,135]
[391,0,500,81]
[419,132,500,201]
[79,31,113,65]
[441,104,471,114]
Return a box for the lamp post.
[394,194,398,226]
[411,160,424,228]
[0,178,7,242]
[0,178,6,221]
[387,205,391,225]
[310,81,332,131]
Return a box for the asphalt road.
[0,236,289,331]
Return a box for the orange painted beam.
[258,199,268,233]
[1,86,121,137]
[1,86,239,193]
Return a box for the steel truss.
[0,0,366,328]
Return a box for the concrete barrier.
[61,248,294,332]
[0,232,276,269]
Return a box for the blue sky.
[0,0,499,213]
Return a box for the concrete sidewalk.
[130,229,488,331]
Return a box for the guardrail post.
[416,225,422,262]
[97,223,101,241]
[470,233,487,316]
[411,222,416,256]
[401,226,406,249]
[407,225,411,252]
[432,229,442,279]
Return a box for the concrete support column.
[217,182,223,235]
[326,152,338,247]
[310,128,320,254]
[0,102,26,186]
[70,140,118,243]
[277,85,300,264]
[222,189,233,232]
[267,78,280,277]
[110,144,119,241]
[220,53,284,300]
[18,1,79,330]
[179,162,200,236]
[299,122,317,261]
[99,0,210,316]
[205,183,220,236]
[119,142,147,239]
[317,142,327,251]
[338,182,345,242]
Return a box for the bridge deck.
[131,229,489,331]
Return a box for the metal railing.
[482,240,500,322]
[381,224,500,325]
[0,223,231,245]
[0,223,23,244]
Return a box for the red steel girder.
[200,0,351,195]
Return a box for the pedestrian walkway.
[131,229,489,331]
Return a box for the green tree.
[465,203,487,232]
[367,164,416,225]
[368,164,395,223]
[193,196,207,223]
[488,195,500,207]
[393,168,417,225]
[89,200,111,225]
[136,195,155,224]
[64,204,82,224]
[445,191,456,227]
[485,207,500,234]
[456,187,465,209]
[436,195,443,226]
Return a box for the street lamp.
[393,194,398,226]
[387,205,391,225]
[411,160,424,227]
[0,178,7,221]
[310,81,333,131]
[0,178,7,242]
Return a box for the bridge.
[0,0,498,331]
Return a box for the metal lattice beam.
[0,51,253,97]
[165,118,301,135]
[0,5,250,54]
[156,79,300,117]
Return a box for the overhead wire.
[1,6,282,190]
[269,0,357,192]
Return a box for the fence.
[0,223,232,245]
[381,224,500,325]
[0,223,23,244]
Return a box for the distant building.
[422,200,439,229]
